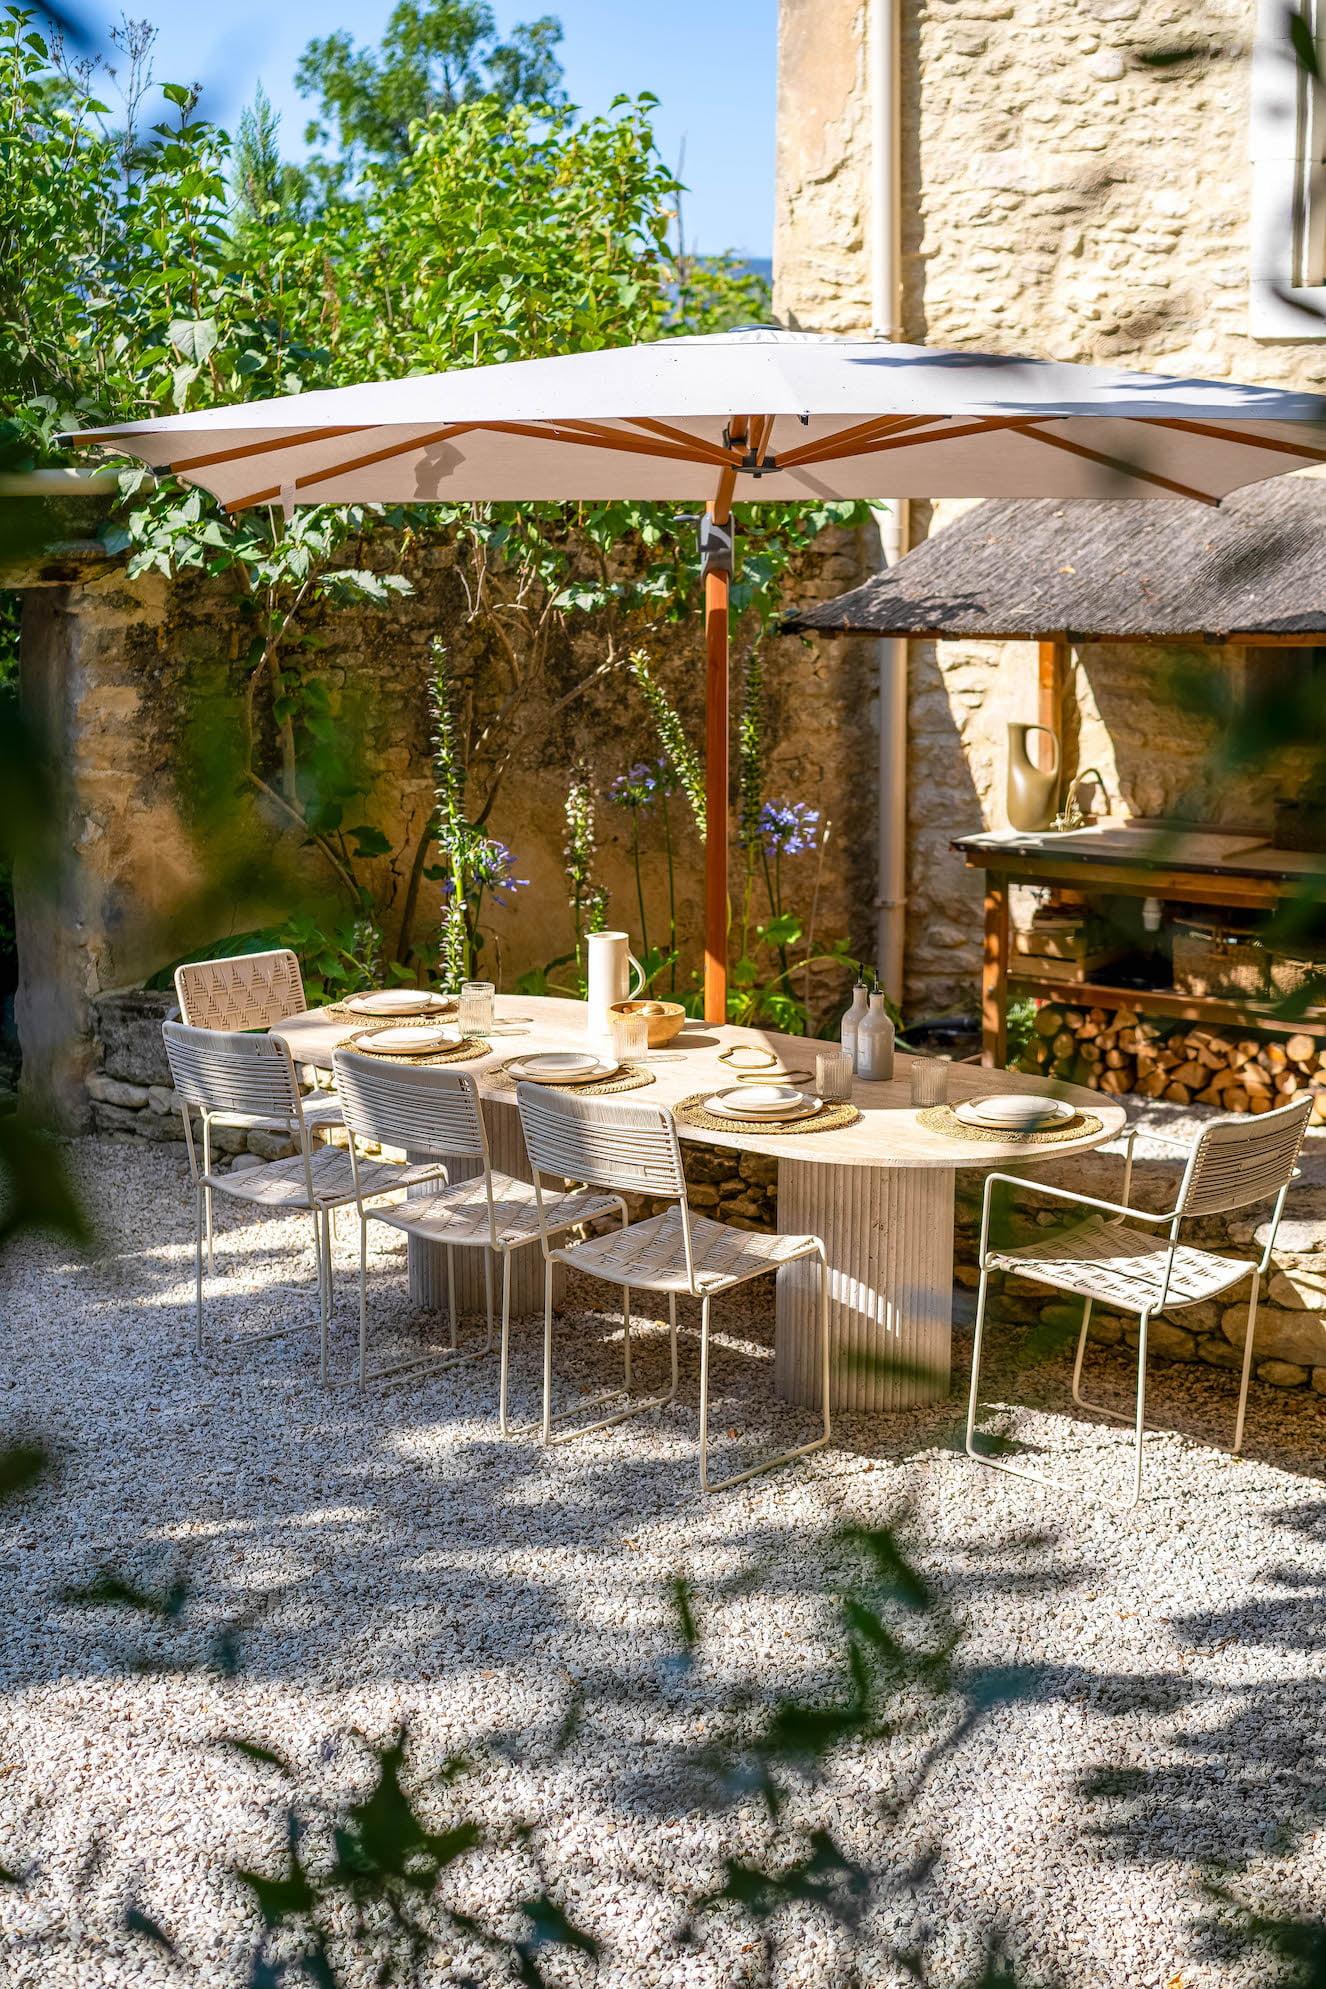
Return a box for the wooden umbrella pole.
[703,492,732,1023]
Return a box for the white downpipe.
[869,0,908,1005]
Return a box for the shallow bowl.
[609,998,687,1046]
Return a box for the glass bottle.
[856,991,895,1082]
[840,981,870,1066]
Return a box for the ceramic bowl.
[609,998,687,1046]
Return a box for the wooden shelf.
[1008,974,1326,1038]
[956,826,1326,1065]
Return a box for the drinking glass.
[815,1048,855,1102]
[458,980,495,1036]
[909,1053,951,1107]
[610,1008,650,1067]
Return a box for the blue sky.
[129,0,776,258]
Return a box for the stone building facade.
[773,0,1326,1397]
[775,0,1326,1015]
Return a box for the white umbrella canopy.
[72,327,1326,510]
[70,329,1326,1018]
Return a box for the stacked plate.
[704,1083,822,1124]
[508,1049,620,1085]
[344,990,452,1018]
[954,1092,1074,1132]
[356,1024,460,1056]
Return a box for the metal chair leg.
[446,1245,458,1351]
[202,1119,215,1274]
[499,1252,515,1435]
[537,1266,677,1447]
[194,1181,205,1352]
[1233,1271,1260,1456]
[623,1285,633,1391]
[1070,1296,1093,1405]
[964,1260,994,1460]
[1130,1310,1150,1508]
[698,1254,833,1495]
[357,1213,368,1391]
[967,1262,1153,1509]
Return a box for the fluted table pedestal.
[774,1159,955,1411]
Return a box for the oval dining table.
[273,993,1126,1412]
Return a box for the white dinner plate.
[345,990,449,1017]
[955,1095,1074,1131]
[704,1090,823,1123]
[359,1025,457,1055]
[510,1052,620,1085]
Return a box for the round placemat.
[917,1103,1103,1145]
[340,1029,490,1067]
[490,1058,656,1095]
[674,1092,860,1136]
[318,996,457,1026]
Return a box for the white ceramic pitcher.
[585,930,645,1047]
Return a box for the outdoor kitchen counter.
[274,994,1125,1412]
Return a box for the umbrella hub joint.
[736,446,779,478]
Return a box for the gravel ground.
[0,1135,1322,1988]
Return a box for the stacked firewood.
[1020,1004,1326,1122]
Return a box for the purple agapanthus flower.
[760,800,819,857]
[608,763,660,810]
[443,837,529,906]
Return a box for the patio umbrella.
[69,328,1326,1019]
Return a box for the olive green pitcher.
[1006,721,1060,831]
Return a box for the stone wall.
[774,0,1326,1018]
[15,520,878,1129]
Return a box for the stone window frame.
[1250,0,1326,337]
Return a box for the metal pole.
[702,501,732,1023]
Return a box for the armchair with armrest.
[965,1096,1312,1507]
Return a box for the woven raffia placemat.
[489,1058,656,1096]
[318,996,457,1026]
[917,1104,1103,1146]
[340,1029,490,1067]
[674,1092,860,1136]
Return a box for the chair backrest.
[174,948,307,1032]
[516,1083,688,1200]
[162,1019,304,1123]
[1176,1094,1312,1218]
[332,1050,488,1163]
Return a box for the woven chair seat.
[987,1214,1251,1313]
[371,1173,621,1249]
[556,1204,820,1294]
[202,1145,440,1213]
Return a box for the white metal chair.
[515,1083,832,1493]
[332,1049,625,1390]
[162,1021,442,1378]
[966,1095,1312,1507]
[173,947,344,1268]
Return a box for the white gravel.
[0,1135,1322,1987]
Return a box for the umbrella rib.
[1148,416,1326,462]
[625,418,744,465]
[1014,426,1221,504]
[747,414,775,466]
[168,426,372,473]
[223,424,479,511]
[789,415,1049,469]
[775,414,958,470]
[478,418,737,466]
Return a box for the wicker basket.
[1172,927,1316,1001]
